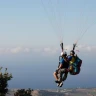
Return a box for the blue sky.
[0,0,96,89]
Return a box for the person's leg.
[53,69,59,81]
[59,69,67,81]
[56,69,65,87]
[53,72,58,81]
[59,69,68,87]
[62,72,68,81]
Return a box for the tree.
[0,67,13,96]
[14,88,33,96]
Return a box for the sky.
[0,0,96,89]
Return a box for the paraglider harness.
[59,42,82,75]
[68,43,82,75]
[68,55,82,75]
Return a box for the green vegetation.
[0,67,13,96]
[14,88,33,96]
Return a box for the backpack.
[69,56,82,75]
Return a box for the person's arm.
[58,58,63,69]
[58,64,63,69]
[63,57,68,63]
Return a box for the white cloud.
[43,47,59,54]
[44,47,51,52]
[24,48,30,52]
[0,48,5,53]
[10,47,23,53]
[33,48,42,53]
[64,45,72,51]
[0,45,95,54]
[86,46,91,51]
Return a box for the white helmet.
[61,52,64,56]
[61,51,67,56]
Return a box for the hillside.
[5,88,96,96]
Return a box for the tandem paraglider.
[53,42,82,87]
[39,0,95,88]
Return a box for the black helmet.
[70,50,75,55]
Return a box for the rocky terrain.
[5,88,96,96]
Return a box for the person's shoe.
[59,82,63,87]
[57,83,60,87]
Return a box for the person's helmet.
[61,51,67,56]
[61,52,64,56]
[70,50,75,55]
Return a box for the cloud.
[10,47,23,53]
[24,48,30,52]
[0,45,96,54]
[43,47,59,53]
[77,45,96,52]
[44,47,51,52]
